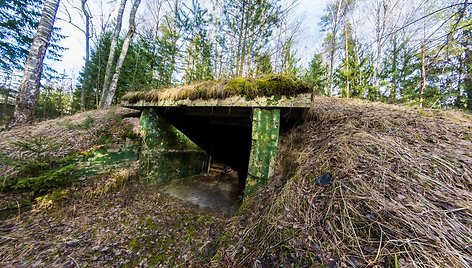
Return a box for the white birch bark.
[99,0,127,108]
[80,0,91,110]
[101,0,142,107]
[8,0,60,127]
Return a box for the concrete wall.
[139,109,208,184]
[245,108,280,196]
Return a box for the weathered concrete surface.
[245,108,280,196]
[163,172,242,215]
[140,109,207,184]
[122,93,311,109]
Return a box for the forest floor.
[0,108,227,267]
[0,98,471,267]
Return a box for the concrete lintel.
[122,93,311,109]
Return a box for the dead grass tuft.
[88,161,139,197]
[121,74,312,103]
[214,96,472,267]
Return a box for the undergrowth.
[63,115,95,130]
[0,136,83,195]
[14,164,79,194]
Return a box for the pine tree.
[179,0,213,84]
[280,38,300,76]
[305,53,328,95]
[254,51,273,76]
[336,38,374,99]
[219,0,281,77]
[154,13,181,88]
[0,0,42,71]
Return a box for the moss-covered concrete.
[245,108,280,196]
[121,74,312,104]
[140,109,207,184]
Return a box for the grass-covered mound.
[121,74,312,103]
[213,96,472,267]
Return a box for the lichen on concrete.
[139,109,207,184]
[245,108,280,196]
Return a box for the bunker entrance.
[155,107,253,197]
[138,106,307,214]
[125,89,311,213]
[153,107,305,193]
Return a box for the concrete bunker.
[121,76,312,199]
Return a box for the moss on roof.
[121,74,312,104]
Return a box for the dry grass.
[121,74,312,103]
[88,161,139,197]
[214,96,472,267]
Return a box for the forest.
[0,0,470,125]
[1,1,472,267]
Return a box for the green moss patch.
[13,164,79,194]
[122,74,312,103]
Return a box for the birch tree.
[320,0,344,96]
[99,0,127,108]
[8,0,60,127]
[101,0,142,107]
[80,0,91,110]
[371,0,400,89]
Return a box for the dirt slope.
[214,96,472,267]
[0,107,138,175]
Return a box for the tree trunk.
[2,88,8,125]
[245,0,258,77]
[465,51,472,109]
[419,22,426,109]
[8,0,60,128]
[99,0,127,109]
[344,22,350,98]
[228,32,237,77]
[239,0,252,77]
[235,0,246,77]
[419,43,426,109]
[328,0,343,96]
[390,36,398,103]
[101,0,141,107]
[2,75,10,124]
[81,0,91,111]
[373,0,388,90]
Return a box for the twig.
[68,256,80,268]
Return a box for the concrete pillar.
[139,109,207,184]
[245,108,280,196]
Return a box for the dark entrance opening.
[154,107,252,196]
[153,106,307,195]
[142,107,307,214]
